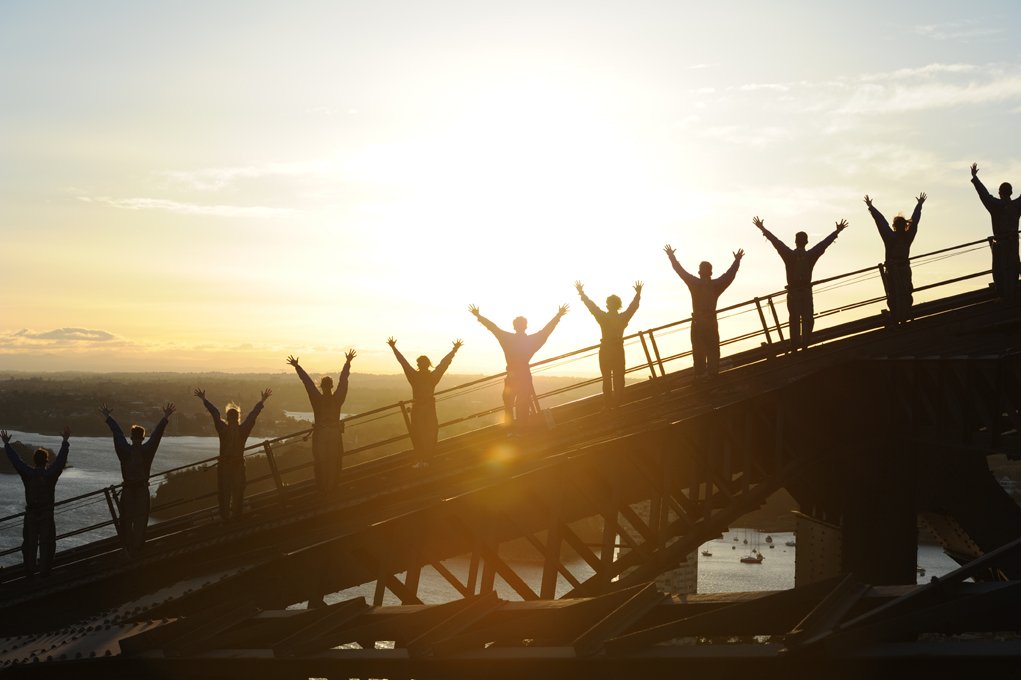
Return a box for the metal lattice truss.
[141,363,886,618]
[10,539,1021,678]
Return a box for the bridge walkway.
[2,282,1018,637]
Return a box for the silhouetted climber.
[970,163,1021,300]
[194,388,271,520]
[387,337,462,465]
[469,303,569,425]
[1,426,70,577]
[753,216,848,351]
[287,350,354,492]
[865,193,926,322]
[575,280,643,408]
[664,245,743,379]
[100,402,175,555]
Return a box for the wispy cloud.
[699,124,790,147]
[161,160,330,191]
[20,328,116,342]
[859,63,979,82]
[835,74,1021,115]
[914,20,1002,42]
[738,83,791,93]
[821,142,955,183]
[691,62,1021,123]
[0,332,313,372]
[0,328,125,351]
[77,195,295,218]
[0,329,293,355]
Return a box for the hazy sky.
[2,1,1020,375]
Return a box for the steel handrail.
[0,233,1000,558]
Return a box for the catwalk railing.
[0,235,1002,567]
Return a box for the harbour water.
[1,432,963,595]
[695,529,960,593]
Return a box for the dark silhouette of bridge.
[2,235,1020,677]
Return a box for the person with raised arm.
[100,402,175,555]
[664,245,743,380]
[865,193,926,322]
[387,337,462,465]
[469,303,569,426]
[2,426,70,577]
[193,388,271,520]
[970,163,1021,300]
[287,350,354,492]
[575,280,643,408]
[753,216,848,351]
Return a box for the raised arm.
[664,244,698,286]
[621,281,643,324]
[335,349,355,404]
[287,355,320,403]
[715,250,744,292]
[970,163,998,212]
[534,305,569,346]
[100,405,130,456]
[387,338,416,382]
[469,305,504,337]
[144,403,175,455]
[239,389,271,436]
[194,388,222,427]
[44,426,71,478]
[575,281,603,319]
[865,195,891,240]
[752,216,789,255]
[1,430,34,477]
[433,339,463,382]
[809,220,847,257]
[910,192,926,236]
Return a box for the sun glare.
[4,4,1016,374]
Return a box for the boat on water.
[701,550,712,557]
[785,540,796,547]
[740,553,764,564]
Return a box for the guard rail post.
[754,297,773,345]
[398,402,413,437]
[647,329,666,377]
[103,486,123,543]
[766,295,786,350]
[638,332,658,379]
[877,262,891,320]
[262,441,285,495]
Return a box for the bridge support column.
[839,439,918,585]
[793,513,842,587]
[792,439,919,587]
